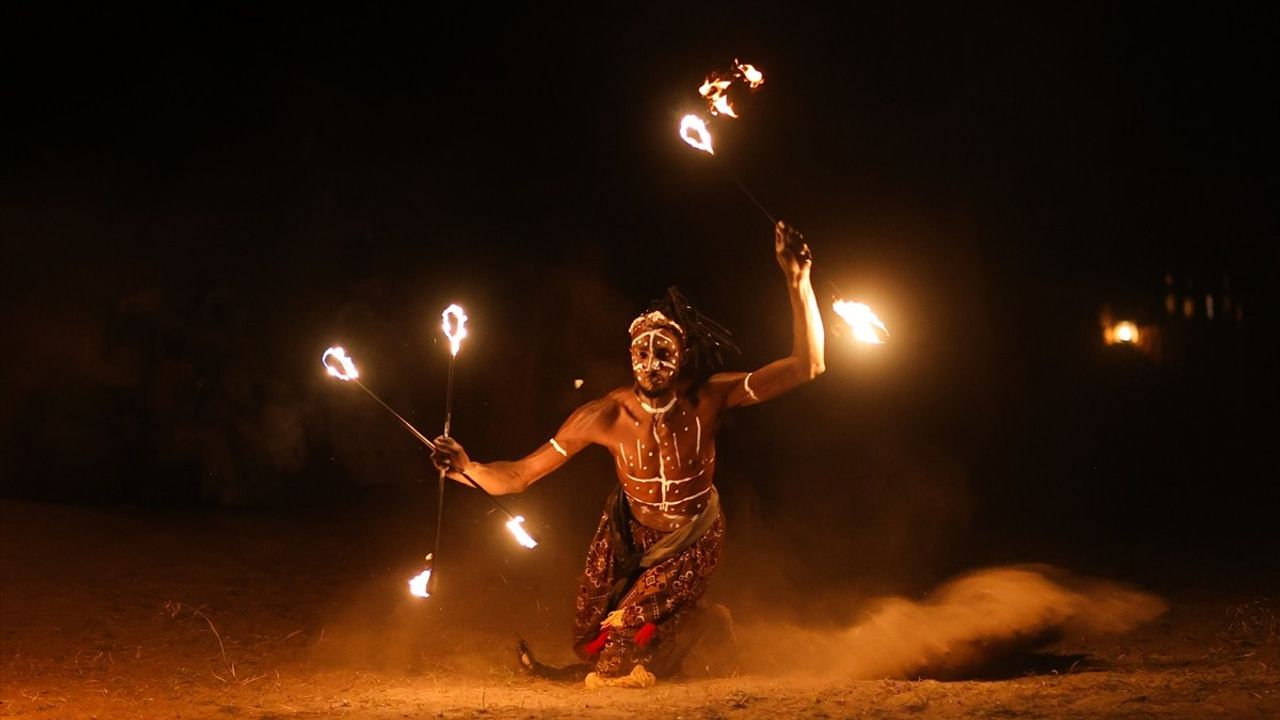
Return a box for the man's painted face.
[630,328,684,396]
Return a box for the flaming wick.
[697,60,765,118]
[441,304,468,438]
[506,516,538,549]
[680,114,714,154]
[408,555,433,598]
[832,300,890,344]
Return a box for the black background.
[2,5,1276,590]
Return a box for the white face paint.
[630,328,683,396]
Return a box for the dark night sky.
[1,6,1277,571]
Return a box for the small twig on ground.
[164,600,236,679]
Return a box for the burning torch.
[428,303,465,596]
[680,59,890,345]
[321,342,538,599]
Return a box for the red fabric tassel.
[585,628,610,656]
[634,622,657,648]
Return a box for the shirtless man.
[431,221,824,686]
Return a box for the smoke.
[729,564,1165,680]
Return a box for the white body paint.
[617,394,714,514]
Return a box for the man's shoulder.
[602,386,633,403]
[570,389,629,421]
[559,391,628,442]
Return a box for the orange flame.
[442,304,468,357]
[736,61,764,88]
[322,346,359,380]
[696,61,764,118]
[506,516,538,549]
[680,115,714,154]
[698,76,737,117]
[833,300,890,344]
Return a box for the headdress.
[630,287,739,385]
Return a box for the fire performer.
[431,221,824,687]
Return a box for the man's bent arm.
[719,223,825,407]
[433,397,615,494]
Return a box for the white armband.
[742,373,759,402]
[549,438,568,457]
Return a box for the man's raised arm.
[431,396,615,495]
[717,220,825,407]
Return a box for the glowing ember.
[408,556,433,598]
[832,300,890,344]
[506,516,538,549]
[322,346,359,380]
[680,115,714,154]
[441,304,469,357]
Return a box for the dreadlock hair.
[639,287,740,392]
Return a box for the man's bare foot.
[584,664,656,689]
[516,638,537,675]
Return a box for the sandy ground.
[2,498,1277,719]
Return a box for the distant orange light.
[1104,320,1140,346]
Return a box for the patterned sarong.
[572,486,725,677]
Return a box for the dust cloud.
[730,564,1166,680]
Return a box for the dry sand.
[2,499,1276,719]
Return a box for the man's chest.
[609,402,715,480]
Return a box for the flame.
[696,62,764,117]
[322,346,359,380]
[680,115,714,154]
[698,76,737,117]
[407,563,432,597]
[442,304,469,357]
[833,300,890,344]
[506,515,538,549]
[736,61,764,88]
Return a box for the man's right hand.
[774,220,812,281]
[431,436,471,476]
